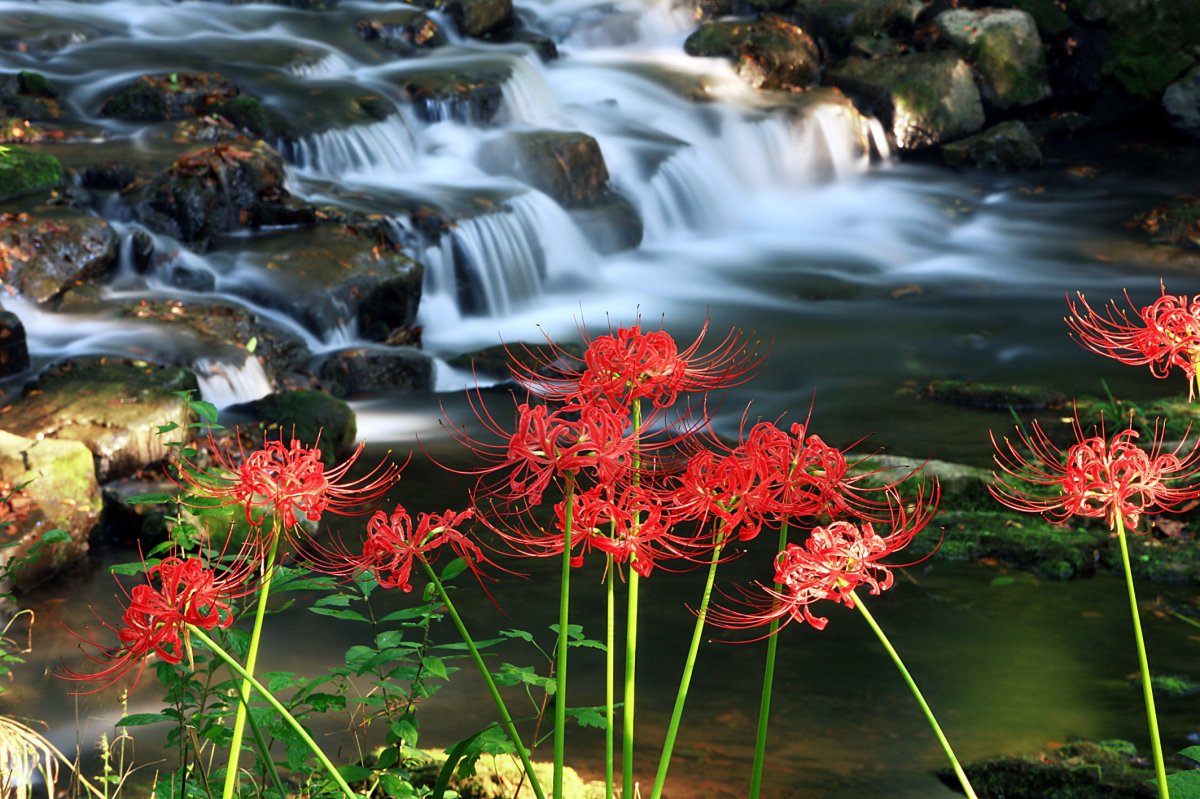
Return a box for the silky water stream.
[2,0,1200,795]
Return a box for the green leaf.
[110,561,156,576]
[990,576,1017,588]
[421,656,450,681]
[493,663,555,693]
[36,529,70,545]
[565,705,607,729]
[1164,770,1200,798]
[441,557,468,582]
[309,606,370,623]
[500,628,535,644]
[125,492,175,505]
[435,728,491,798]
[245,336,258,354]
[1178,746,1200,765]
[379,607,432,623]
[389,718,419,746]
[117,713,172,727]
[337,765,372,782]
[189,400,220,423]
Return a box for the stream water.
[4,0,1200,796]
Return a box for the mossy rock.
[994,0,1073,37]
[684,17,821,90]
[1097,1,1200,98]
[923,379,1066,410]
[0,146,62,202]
[946,740,1157,798]
[226,389,356,461]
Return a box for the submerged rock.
[0,309,29,377]
[936,8,1051,110]
[941,121,1044,170]
[946,740,1156,798]
[318,347,434,397]
[923,379,1065,410]
[356,11,447,54]
[0,357,199,483]
[829,52,985,150]
[0,209,118,304]
[0,146,63,202]
[0,430,101,592]
[683,17,821,91]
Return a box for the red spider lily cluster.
[64,551,261,692]
[444,318,938,631]
[991,415,1200,530]
[1067,282,1200,399]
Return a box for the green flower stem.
[222,527,281,799]
[189,626,357,799]
[420,560,546,799]
[554,476,576,799]
[606,557,616,799]
[748,521,791,799]
[242,683,289,799]
[649,535,725,799]
[622,569,639,799]
[850,590,979,799]
[1114,515,1169,799]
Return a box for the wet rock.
[77,162,140,192]
[0,71,62,121]
[0,146,63,202]
[0,431,101,592]
[789,0,922,55]
[993,0,1073,38]
[829,52,985,150]
[946,740,1156,798]
[98,72,238,122]
[936,8,1051,110]
[1097,3,1197,101]
[318,347,435,397]
[356,11,447,54]
[137,141,314,251]
[941,121,1044,170]
[569,194,643,254]
[477,130,613,209]
[410,0,514,38]
[231,224,423,343]
[226,390,357,460]
[128,228,155,273]
[923,378,1064,410]
[683,17,820,91]
[0,310,29,377]
[0,209,118,304]
[1164,64,1200,140]
[0,357,199,483]
[393,61,511,124]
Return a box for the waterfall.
[421,191,595,319]
[282,116,417,175]
[193,354,274,408]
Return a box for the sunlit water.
[3,0,1200,794]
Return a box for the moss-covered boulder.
[0,309,28,377]
[942,121,1044,170]
[936,8,1051,110]
[443,0,514,38]
[992,0,1073,37]
[0,357,199,483]
[946,740,1156,798]
[0,146,63,202]
[226,390,356,459]
[923,379,1066,410]
[0,71,61,121]
[356,11,447,54]
[1095,0,1199,101]
[318,347,434,397]
[829,52,985,150]
[0,209,118,304]
[137,141,314,251]
[98,73,281,139]
[789,0,922,55]
[0,431,101,591]
[683,17,821,91]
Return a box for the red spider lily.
[62,552,260,692]
[990,415,1200,530]
[505,317,763,410]
[1066,284,1200,399]
[174,432,400,529]
[504,402,634,503]
[708,485,939,635]
[669,447,764,542]
[314,505,484,592]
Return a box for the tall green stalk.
[649,533,725,799]
[605,558,615,799]
[420,560,547,799]
[622,570,639,799]
[189,626,357,799]
[850,590,979,799]
[553,475,576,799]
[222,525,281,799]
[1114,515,1169,798]
[748,521,790,799]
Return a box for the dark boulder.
[226,389,357,460]
[356,11,447,54]
[0,310,28,377]
[0,209,118,304]
[477,130,612,208]
[318,347,435,397]
[392,60,512,124]
[941,121,1044,170]
[0,70,62,121]
[683,17,821,91]
[137,141,315,251]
